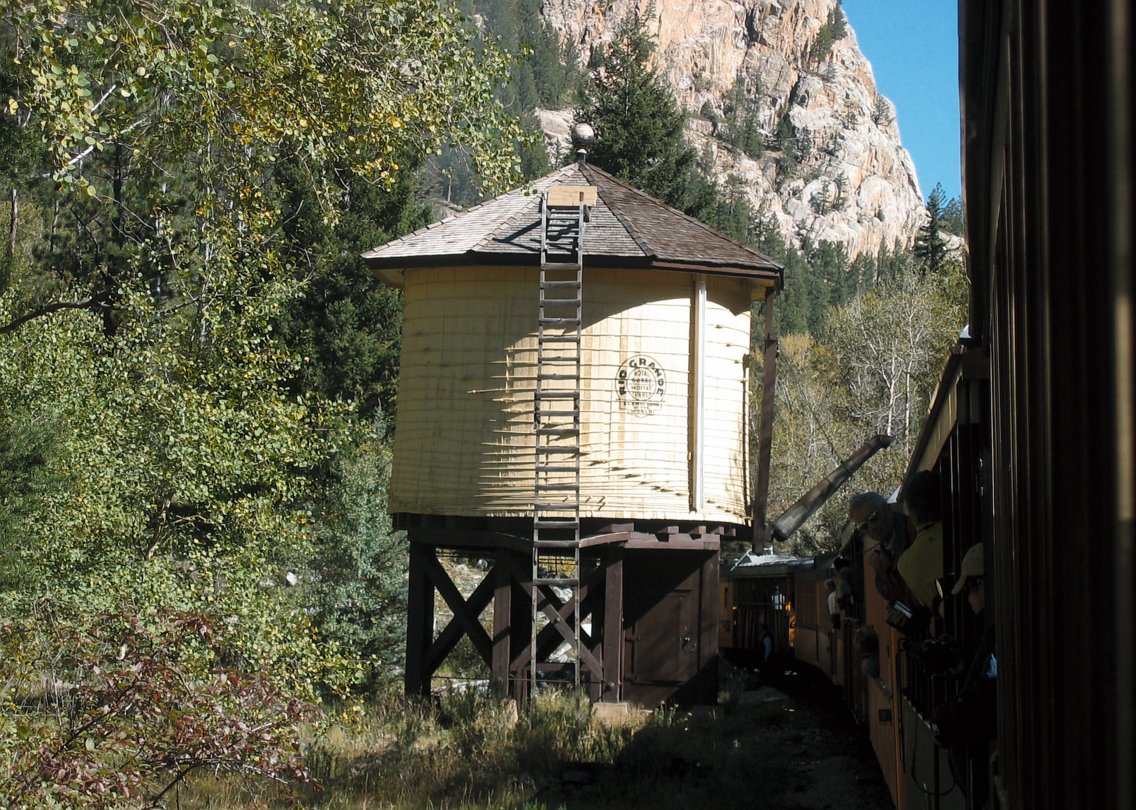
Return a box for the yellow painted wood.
[546,184,597,207]
[389,265,754,524]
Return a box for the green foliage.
[914,182,952,273]
[811,1,848,65]
[871,92,895,126]
[275,156,428,423]
[514,689,632,774]
[307,439,408,691]
[718,75,767,159]
[515,0,579,108]
[768,259,969,553]
[941,192,965,236]
[0,608,315,808]
[0,0,524,704]
[572,8,716,218]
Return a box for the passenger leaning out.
[898,471,946,630]
[849,491,928,636]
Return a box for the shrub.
[0,607,315,808]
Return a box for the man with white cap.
[937,543,996,809]
[952,542,987,616]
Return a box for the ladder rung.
[537,371,580,379]
[536,427,578,436]
[539,334,580,344]
[539,300,582,309]
[535,390,578,399]
[533,540,580,549]
[533,577,579,587]
[536,353,579,361]
[541,261,581,270]
[535,487,578,496]
[534,517,579,527]
[537,358,580,365]
[536,467,578,476]
[536,446,578,455]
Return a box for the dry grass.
[169,667,809,810]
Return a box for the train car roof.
[722,550,815,579]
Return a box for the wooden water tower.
[364,159,782,708]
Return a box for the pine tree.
[573,9,715,218]
[914,183,950,274]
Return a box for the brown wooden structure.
[365,160,782,708]
[400,517,723,706]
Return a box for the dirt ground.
[536,661,895,810]
[737,664,896,810]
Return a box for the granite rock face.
[538,0,928,258]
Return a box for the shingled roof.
[362,161,783,288]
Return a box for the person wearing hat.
[952,541,987,616]
[899,471,945,614]
[935,543,997,809]
[850,491,916,606]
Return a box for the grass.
[171,663,790,810]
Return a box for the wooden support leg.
[405,541,435,697]
[492,547,513,696]
[602,550,624,702]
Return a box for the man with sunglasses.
[850,491,928,633]
[849,492,910,588]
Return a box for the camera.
[907,635,964,675]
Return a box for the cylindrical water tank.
[365,163,782,527]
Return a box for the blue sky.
[842,1,961,202]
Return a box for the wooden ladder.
[530,185,591,696]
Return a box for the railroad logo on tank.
[616,355,666,416]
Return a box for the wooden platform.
[401,517,728,708]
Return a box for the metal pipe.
[770,433,895,541]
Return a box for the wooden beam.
[421,553,495,667]
[602,550,624,701]
[752,288,779,551]
[699,549,719,701]
[492,547,516,693]
[534,584,605,680]
[405,543,435,696]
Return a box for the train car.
[786,340,988,810]
[741,3,1136,808]
[955,2,1135,808]
[719,549,811,668]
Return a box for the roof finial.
[572,122,595,166]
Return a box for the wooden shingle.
[363,162,783,288]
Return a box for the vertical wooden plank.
[699,550,720,704]
[404,540,435,697]
[491,546,513,696]
[602,549,624,701]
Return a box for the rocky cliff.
[537,0,926,258]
